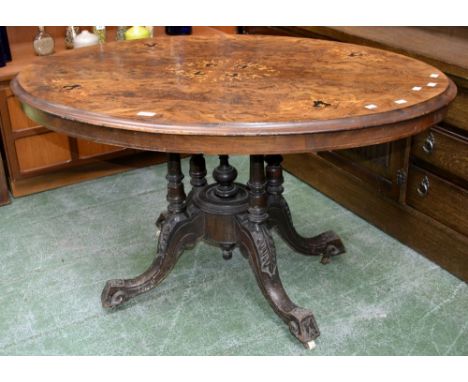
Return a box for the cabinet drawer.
[15,132,72,172]
[412,127,468,181]
[407,166,468,236]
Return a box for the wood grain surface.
[11,35,457,154]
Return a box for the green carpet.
[0,156,467,355]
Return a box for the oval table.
[11,35,457,349]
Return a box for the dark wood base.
[101,154,345,348]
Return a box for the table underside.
[101,154,346,348]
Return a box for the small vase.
[33,26,55,56]
[65,26,80,49]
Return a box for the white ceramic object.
[73,30,99,49]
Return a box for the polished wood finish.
[244,27,468,280]
[12,35,455,155]
[320,138,411,201]
[9,151,167,197]
[7,95,39,130]
[446,87,468,133]
[12,34,457,346]
[412,126,468,185]
[15,132,71,172]
[76,139,121,159]
[1,75,129,197]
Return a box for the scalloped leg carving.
[101,209,203,308]
[237,216,320,348]
[267,195,346,263]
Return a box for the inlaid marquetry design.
[166,58,279,83]
[13,35,455,138]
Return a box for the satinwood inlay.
[12,35,456,147]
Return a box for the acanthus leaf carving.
[249,223,277,277]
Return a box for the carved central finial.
[213,155,238,198]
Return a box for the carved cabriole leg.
[102,153,203,308]
[237,155,320,348]
[265,155,346,264]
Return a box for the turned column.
[189,154,207,189]
[265,155,284,196]
[166,153,186,214]
[213,155,238,198]
[248,155,268,223]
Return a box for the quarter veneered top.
[12,34,455,137]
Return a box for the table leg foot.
[101,210,203,308]
[265,155,345,264]
[237,217,320,347]
[268,195,346,263]
[305,340,317,350]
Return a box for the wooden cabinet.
[411,126,468,184]
[0,83,150,196]
[320,139,410,201]
[407,165,468,237]
[243,26,468,281]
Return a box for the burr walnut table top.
[11,34,456,154]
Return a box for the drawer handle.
[422,133,435,154]
[417,176,430,197]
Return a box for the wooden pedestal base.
[101,154,346,348]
